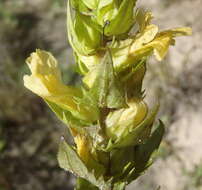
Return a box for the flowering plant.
[24,1,191,190]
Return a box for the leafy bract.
[103,0,137,36]
[127,120,165,182]
[120,59,147,98]
[109,121,164,184]
[67,0,102,56]
[83,51,127,109]
[112,182,127,190]
[110,147,135,179]
[58,138,110,189]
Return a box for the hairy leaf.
[57,138,110,189]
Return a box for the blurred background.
[0,0,201,190]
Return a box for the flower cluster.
[24,1,191,190]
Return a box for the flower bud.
[104,101,160,150]
[105,99,148,140]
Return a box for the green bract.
[67,0,102,55]
[97,0,137,36]
[23,0,192,189]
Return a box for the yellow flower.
[75,10,192,74]
[132,27,192,61]
[113,26,192,72]
[23,49,98,123]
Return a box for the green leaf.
[75,178,99,190]
[127,120,165,182]
[57,138,111,189]
[84,51,127,109]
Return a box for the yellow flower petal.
[130,27,192,62]
[143,27,192,61]
[130,24,159,51]
[158,27,192,37]
[142,33,172,61]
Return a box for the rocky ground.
[0,0,201,190]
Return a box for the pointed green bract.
[96,0,137,36]
[103,0,137,36]
[110,147,135,179]
[70,0,89,13]
[83,51,127,109]
[67,0,102,56]
[127,120,165,183]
